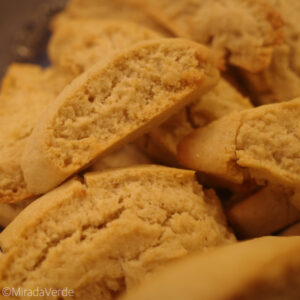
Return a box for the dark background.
[0,0,67,79]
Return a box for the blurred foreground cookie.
[21,38,219,194]
[243,0,300,104]
[0,64,72,203]
[129,0,283,72]
[0,166,235,300]
[179,98,300,189]
[48,19,162,76]
[122,236,300,300]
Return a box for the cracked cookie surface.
[0,166,235,300]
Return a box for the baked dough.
[227,185,300,238]
[179,98,300,188]
[137,79,252,166]
[21,38,219,194]
[0,166,235,300]
[0,64,72,203]
[243,0,300,104]
[128,0,283,71]
[48,19,162,76]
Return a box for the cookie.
[21,38,219,194]
[136,110,193,166]
[48,19,162,76]
[188,78,253,127]
[53,0,170,36]
[0,166,235,300]
[280,222,300,237]
[121,236,300,300]
[0,64,72,203]
[227,185,300,238]
[137,79,252,166]
[178,98,300,189]
[129,0,283,72]
[243,0,300,104]
[0,199,34,227]
[89,144,152,172]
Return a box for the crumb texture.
[236,98,300,187]
[0,166,235,300]
[21,38,218,195]
[243,0,300,103]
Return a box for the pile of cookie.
[1,0,300,299]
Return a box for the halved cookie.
[179,98,300,188]
[0,166,235,300]
[21,39,219,194]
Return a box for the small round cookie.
[0,166,235,300]
[21,38,219,194]
[121,236,300,300]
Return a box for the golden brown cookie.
[243,0,300,104]
[179,98,300,189]
[128,0,283,72]
[121,236,300,300]
[21,39,219,194]
[0,64,72,203]
[52,0,170,35]
[48,19,162,76]
[0,199,34,227]
[137,79,252,166]
[280,222,300,237]
[0,166,235,300]
[89,144,152,172]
